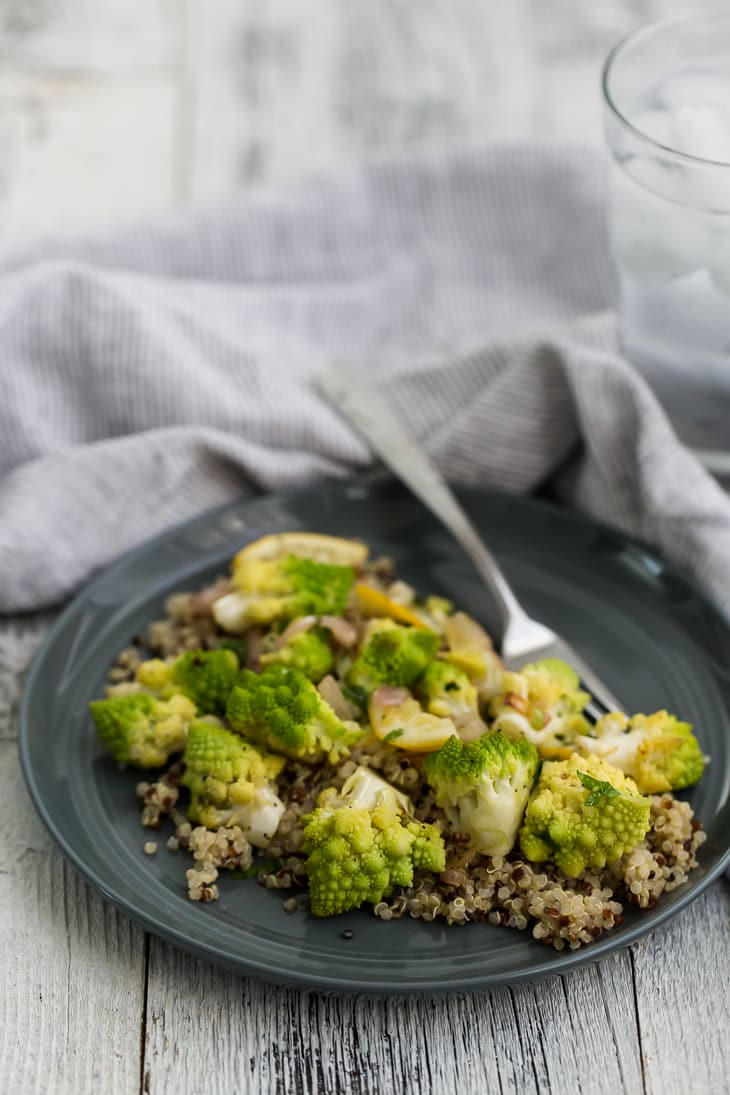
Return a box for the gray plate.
[19,480,730,994]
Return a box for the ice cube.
[671,103,730,163]
[629,108,676,148]
[656,66,730,117]
[610,160,709,280]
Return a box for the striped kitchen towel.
[0,143,728,613]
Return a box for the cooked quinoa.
[95,534,707,952]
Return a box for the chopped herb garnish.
[342,683,368,710]
[383,728,404,743]
[578,771,621,807]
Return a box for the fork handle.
[317,366,532,637]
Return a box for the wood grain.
[0,0,690,232]
[634,882,730,1095]
[0,743,146,1095]
[142,937,645,1094]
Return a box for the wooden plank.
[634,883,730,1095]
[186,0,533,200]
[143,935,642,1094]
[1,0,173,73]
[0,70,177,234]
[0,742,145,1094]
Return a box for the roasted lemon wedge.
[233,532,367,572]
[353,583,431,629]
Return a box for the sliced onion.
[319,615,358,648]
[275,615,317,649]
[372,685,409,708]
[317,675,358,720]
[245,627,265,670]
[190,580,233,617]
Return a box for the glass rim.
[602,10,730,170]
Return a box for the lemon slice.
[368,693,456,753]
[354,583,431,629]
[233,532,367,572]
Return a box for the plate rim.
[18,478,730,994]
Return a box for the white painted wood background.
[0,0,692,235]
[2,2,729,1094]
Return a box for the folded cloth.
[0,143,728,615]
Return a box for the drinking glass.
[602,13,730,470]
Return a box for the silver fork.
[317,365,625,722]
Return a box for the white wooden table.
[2,3,729,1093]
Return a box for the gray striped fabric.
[0,144,728,614]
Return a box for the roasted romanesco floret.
[301,766,446,916]
[345,620,439,695]
[90,692,196,767]
[181,720,286,846]
[519,753,651,877]
[259,629,335,682]
[226,665,362,760]
[417,659,487,743]
[212,554,355,633]
[572,709,705,794]
[136,648,241,715]
[423,731,540,855]
[490,658,590,758]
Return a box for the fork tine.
[573,661,625,716]
[583,698,611,724]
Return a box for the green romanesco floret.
[259,629,335,682]
[226,665,362,760]
[346,620,440,694]
[418,659,487,742]
[135,648,240,715]
[301,766,446,916]
[181,720,285,846]
[572,709,705,794]
[423,731,540,855]
[519,753,651,877]
[212,554,355,632]
[90,691,196,768]
[490,658,591,758]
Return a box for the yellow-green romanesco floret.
[490,658,591,758]
[519,753,651,877]
[259,629,335,682]
[423,731,540,855]
[90,692,196,767]
[136,648,240,715]
[301,767,445,916]
[212,554,355,632]
[345,620,440,695]
[572,709,705,794]
[226,665,362,760]
[182,720,285,845]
